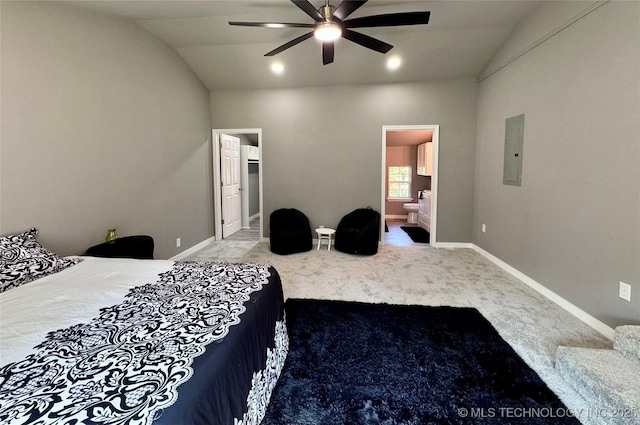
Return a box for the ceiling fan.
[229,0,430,65]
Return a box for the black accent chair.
[270,208,313,255]
[85,235,154,259]
[334,207,381,255]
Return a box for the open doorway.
[381,125,439,246]
[212,128,263,241]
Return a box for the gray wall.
[1,1,213,259]
[211,79,477,243]
[473,1,640,327]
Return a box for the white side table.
[315,227,336,251]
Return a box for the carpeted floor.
[184,241,612,425]
[262,299,581,425]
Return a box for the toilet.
[403,203,419,224]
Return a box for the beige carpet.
[185,241,611,424]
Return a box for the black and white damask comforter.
[0,257,288,425]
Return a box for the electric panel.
[503,114,525,186]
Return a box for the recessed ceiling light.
[271,62,285,75]
[387,56,402,71]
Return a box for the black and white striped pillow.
[0,228,82,293]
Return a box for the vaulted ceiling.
[63,0,542,91]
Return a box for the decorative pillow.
[0,228,82,293]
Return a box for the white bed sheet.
[0,256,173,367]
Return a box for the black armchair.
[334,207,381,255]
[269,208,313,255]
[85,235,154,259]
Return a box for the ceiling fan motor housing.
[319,4,336,21]
[315,5,341,41]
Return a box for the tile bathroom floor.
[384,219,429,247]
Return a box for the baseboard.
[433,242,473,249]
[471,244,615,340]
[385,215,408,220]
[169,236,216,261]
[249,212,260,221]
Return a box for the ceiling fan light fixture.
[314,21,342,42]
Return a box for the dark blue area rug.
[262,299,579,425]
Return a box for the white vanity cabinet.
[417,142,433,176]
[418,191,431,233]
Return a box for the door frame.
[212,128,263,241]
[381,125,439,246]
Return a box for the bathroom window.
[388,166,412,199]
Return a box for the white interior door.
[221,134,242,238]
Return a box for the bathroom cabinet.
[418,191,431,233]
[417,142,433,176]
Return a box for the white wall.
[1,1,213,258]
[473,1,640,327]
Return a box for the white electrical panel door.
[504,114,525,186]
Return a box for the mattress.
[0,256,287,424]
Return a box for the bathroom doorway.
[381,125,439,246]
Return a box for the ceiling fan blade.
[265,32,314,56]
[343,11,430,28]
[332,0,368,21]
[229,21,314,29]
[291,0,323,22]
[342,29,393,54]
[322,41,335,65]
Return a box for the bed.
[0,228,288,425]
